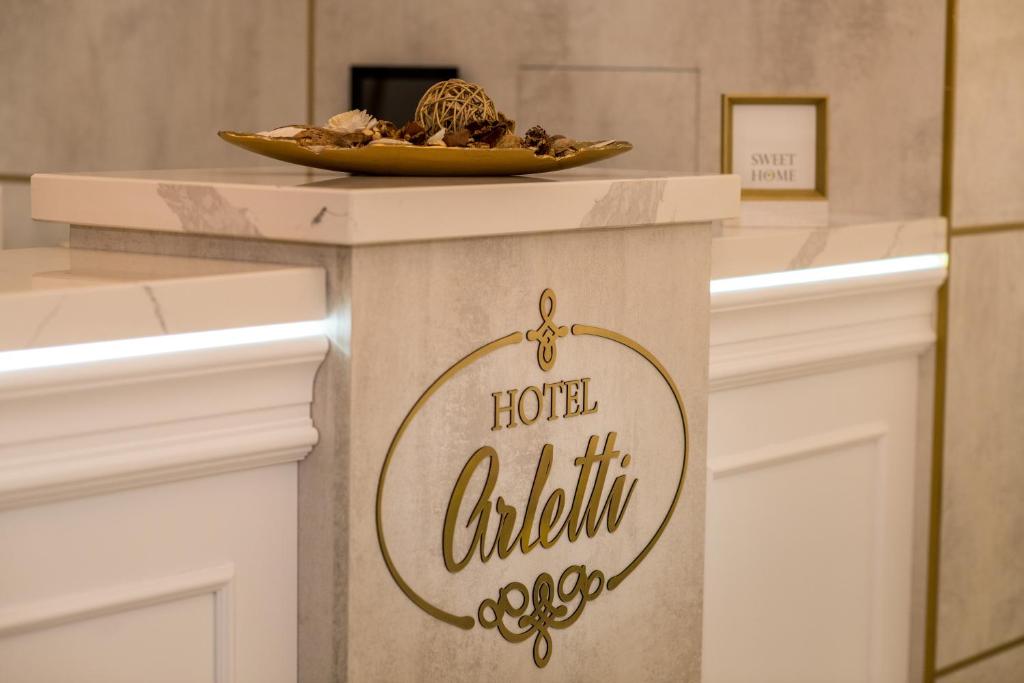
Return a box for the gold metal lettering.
[538,488,566,548]
[442,446,498,573]
[516,444,553,554]
[517,385,543,425]
[603,452,637,533]
[444,434,636,571]
[581,377,598,415]
[491,388,518,431]
[543,381,564,421]
[563,379,582,417]
[491,496,519,560]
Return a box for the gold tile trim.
[0,173,31,183]
[305,0,316,124]
[951,221,1024,237]
[935,632,1024,678]
[924,1,958,681]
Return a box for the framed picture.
[721,95,828,199]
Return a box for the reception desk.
[2,168,946,682]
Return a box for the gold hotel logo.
[376,289,690,668]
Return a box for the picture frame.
[721,94,828,200]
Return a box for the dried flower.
[325,109,378,134]
[258,125,307,138]
[426,128,447,146]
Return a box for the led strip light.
[709,253,949,294]
[0,319,328,374]
[0,254,947,374]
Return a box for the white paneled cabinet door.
[702,267,942,683]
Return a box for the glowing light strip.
[710,253,948,294]
[0,319,328,374]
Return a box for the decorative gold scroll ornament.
[526,288,569,371]
[376,289,690,668]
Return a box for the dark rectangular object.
[351,66,459,125]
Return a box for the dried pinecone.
[523,125,548,149]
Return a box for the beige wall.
[2,1,946,247]
[935,0,1024,680]
[314,0,946,218]
[0,0,306,174]
[0,0,307,248]
[950,0,1024,228]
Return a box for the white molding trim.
[710,316,935,391]
[0,411,317,510]
[709,264,945,391]
[709,421,888,479]
[0,564,235,681]
[710,261,947,311]
[0,334,327,510]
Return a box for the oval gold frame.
[375,323,689,629]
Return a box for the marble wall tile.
[937,230,1024,667]
[0,0,306,174]
[517,66,699,171]
[342,224,711,681]
[941,643,1024,683]
[314,0,945,216]
[951,0,1024,227]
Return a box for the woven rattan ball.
[414,79,498,134]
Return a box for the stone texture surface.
[951,0,1024,228]
[346,223,710,681]
[34,168,738,246]
[0,0,306,175]
[938,229,1024,668]
[314,0,945,217]
[941,643,1024,683]
[517,66,700,171]
[711,214,946,279]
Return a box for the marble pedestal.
[39,168,739,682]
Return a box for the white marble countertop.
[710,214,947,280]
[0,247,324,353]
[31,167,740,246]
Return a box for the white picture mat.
[731,104,818,191]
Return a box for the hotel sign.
[376,289,689,668]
